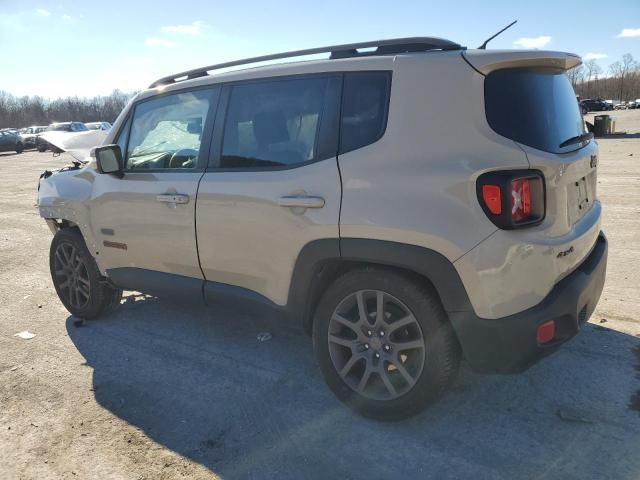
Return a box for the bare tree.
[0,90,135,129]
[583,60,603,97]
[610,54,638,101]
[573,54,640,102]
[567,65,585,90]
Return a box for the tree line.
[568,53,640,102]
[0,90,134,129]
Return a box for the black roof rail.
[149,37,464,88]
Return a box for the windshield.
[485,68,587,154]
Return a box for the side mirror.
[95,145,124,178]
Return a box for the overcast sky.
[1,0,638,98]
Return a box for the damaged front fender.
[37,163,101,264]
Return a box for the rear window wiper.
[559,132,593,149]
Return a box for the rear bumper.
[450,232,608,374]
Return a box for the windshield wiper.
[559,132,593,149]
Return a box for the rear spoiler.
[462,49,582,75]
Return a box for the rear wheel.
[37,143,47,152]
[50,228,122,319]
[15,142,23,154]
[313,268,460,420]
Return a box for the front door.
[88,87,219,296]
[196,76,342,306]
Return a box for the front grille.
[578,305,588,325]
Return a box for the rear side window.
[339,72,391,154]
[221,76,335,169]
[485,68,586,154]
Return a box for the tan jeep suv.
[38,37,607,420]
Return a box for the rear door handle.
[278,195,325,209]
[156,194,190,204]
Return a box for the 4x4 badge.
[590,155,598,168]
[557,246,574,258]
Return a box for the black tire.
[37,144,47,152]
[15,143,24,154]
[313,267,460,421]
[50,228,122,319]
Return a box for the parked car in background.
[580,99,609,112]
[0,130,24,154]
[37,122,88,152]
[614,102,627,110]
[627,101,637,110]
[579,102,588,115]
[85,121,112,131]
[19,125,47,149]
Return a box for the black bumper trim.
[449,232,608,374]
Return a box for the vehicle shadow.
[599,133,640,139]
[67,293,640,480]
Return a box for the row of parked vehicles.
[579,98,640,113]
[0,121,111,154]
[613,100,639,110]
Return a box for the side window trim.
[113,112,133,161]
[207,85,231,170]
[207,73,342,172]
[117,86,220,173]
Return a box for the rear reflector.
[482,185,502,215]
[537,320,555,344]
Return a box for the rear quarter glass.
[485,68,586,154]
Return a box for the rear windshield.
[485,68,586,154]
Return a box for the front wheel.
[313,268,460,420]
[50,228,122,319]
[15,143,24,154]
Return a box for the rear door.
[196,74,342,306]
[88,87,219,296]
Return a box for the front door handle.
[278,195,325,209]
[156,194,190,204]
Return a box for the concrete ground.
[1,112,639,480]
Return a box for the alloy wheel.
[327,289,426,401]
[53,242,91,309]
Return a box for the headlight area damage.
[37,125,106,234]
[36,159,97,238]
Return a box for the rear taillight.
[510,178,531,221]
[477,170,545,229]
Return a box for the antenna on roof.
[477,20,517,50]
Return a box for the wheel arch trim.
[288,237,474,333]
